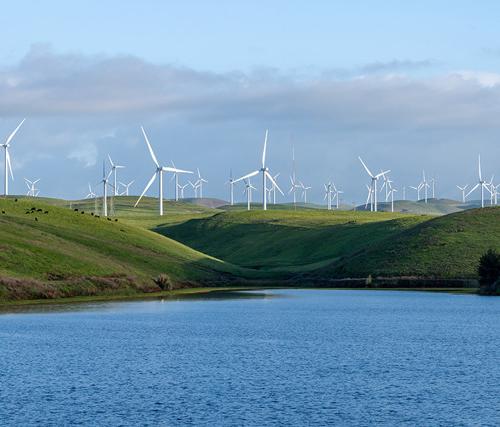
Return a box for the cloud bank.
[0,45,499,202]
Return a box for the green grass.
[161,207,500,279]
[160,210,431,270]
[0,197,251,301]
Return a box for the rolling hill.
[0,197,250,301]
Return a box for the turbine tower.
[134,126,192,216]
[233,130,282,211]
[225,169,235,205]
[358,157,390,212]
[101,160,113,217]
[324,182,333,210]
[243,178,256,210]
[2,119,26,196]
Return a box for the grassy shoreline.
[0,285,479,310]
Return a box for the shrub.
[154,274,174,291]
[478,249,500,286]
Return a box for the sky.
[1,0,500,203]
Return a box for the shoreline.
[0,285,479,311]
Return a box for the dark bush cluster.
[153,274,174,291]
[478,249,500,295]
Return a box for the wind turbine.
[2,118,26,196]
[409,183,423,201]
[243,178,256,210]
[465,155,490,208]
[86,183,96,199]
[178,182,189,199]
[299,181,312,204]
[194,168,208,199]
[332,182,343,209]
[119,180,134,196]
[324,182,333,210]
[134,126,192,216]
[289,146,301,205]
[358,157,390,212]
[420,171,430,203]
[170,160,193,201]
[188,180,198,198]
[24,178,40,197]
[456,185,468,203]
[233,130,282,211]
[108,155,125,196]
[430,177,436,199]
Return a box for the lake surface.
[1,289,499,426]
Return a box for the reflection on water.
[0,289,279,315]
[1,289,499,426]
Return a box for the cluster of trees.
[478,249,500,295]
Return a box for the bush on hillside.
[478,249,500,295]
[154,274,174,291]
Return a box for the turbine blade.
[141,126,160,168]
[108,154,114,167]
[5,118,26,146]
[162,166,193,174]
[233,170,259,183]
[358,156,373,177]
[134,172,157,207]
[478,154,482,181]
[375,170,391,179]
[262,129,268,168]
[265,171,283,195]
[465,183,480,198]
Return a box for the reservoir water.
[1,289,499,426]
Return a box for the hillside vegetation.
[162,207,500,279]
[0,198,247,301]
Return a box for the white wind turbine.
[134,126,192,216]
[288,146,301,205]
[358,157,390,212]
[170,160,193,201]
[456,185,468,203]
[332,182,343,209]
[119,180,134,196]
[243,178,257,210]
[233,130,282,211]
[194,168,208,199]
[188,180,198,198]
[324,182,333,210]
[299,181,312,204]
[108,155,125,196]
[420,171,430,203]
[85,183,96,199]
[178,182,189,199]
[2,118,26,196]
[24,178,40,197]
[409,183,423,201]
[465,155,490,208]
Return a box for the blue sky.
[1,1,500,202]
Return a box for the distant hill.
[356,198,487,215]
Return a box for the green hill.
[0,198,247,301]
[319,207,500,279]
[160,210,431,270]
[161,207,500,280]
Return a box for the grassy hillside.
[321,207,500,279]
[161,207,500,280]
[0,198,248,301]
[357,198,481,215]
[160,210,431,270]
